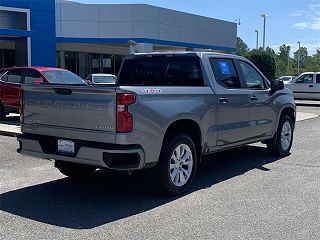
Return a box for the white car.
[284,72,320,100]
[85,73,117,84]
[277,76,295,84]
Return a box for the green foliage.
[236,37,249,56]
[246,49,276,80]
[276,44,291,77]
[237,38,320,78]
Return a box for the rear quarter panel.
[116,86,217,164]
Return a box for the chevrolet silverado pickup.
[17,52,296,195]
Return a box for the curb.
[0,130,21,137]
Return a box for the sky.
[75,0,320,55]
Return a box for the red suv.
[0,67,86,120]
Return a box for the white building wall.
[56,1,237,50]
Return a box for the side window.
[295,74,313,84]
[239,61,266,89]
[24,69,44,84]
[7,69,23,84]
[316,74,320,84]
[209,58,241,88]
[0,72,8,81]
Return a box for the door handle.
[54,88,72,95]
[251,95,258,101]
[309,85,314,87]
[219,97,228,104]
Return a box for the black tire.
[55,161,97,178]
[156,133,198,196]
[0,102,6,120]
[267,115,294,156]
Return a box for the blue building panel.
[0,0,28,8]
[1,0,56,67]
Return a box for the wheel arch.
[161,119,203,163]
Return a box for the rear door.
[23,69,45,84]
[1,69,24,108]
[290,73,316,100]
[237,60,276,139]
[208,57,251,146]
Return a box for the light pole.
[255,30,259,49]
[261,14,268,49]
[287,46,290,75]
[233,18,241,25]
[297,41,301,74]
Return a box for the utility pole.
[261,14,268,49]
[297,41,301,74]
[255,30,259,49]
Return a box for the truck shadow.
[0,145,284,229]
[0,115,20,126]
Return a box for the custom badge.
[142,89,163,94]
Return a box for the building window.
[58,51,124,78]
[0,10,27,30]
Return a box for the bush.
[246,49,276,80]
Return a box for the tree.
[266,46,276,57]
[247,49,276,80]
[294,47,308,68]
[236,37,249,56]
[276,44,291,77]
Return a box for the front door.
[237,60,276,139]
[1,69,23,108]
[209,58,251,147]
[290,73,316,100]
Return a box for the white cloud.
[289,10,306,17]
[292,17,320,30]
[309,4,320,16]
[291,4,320,30]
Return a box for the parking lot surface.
[0,105,319,240]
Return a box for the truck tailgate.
[22,85,117,137]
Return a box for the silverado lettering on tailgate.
[25,99,112,111]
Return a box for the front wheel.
[156,134,198,196]
[267,115,294,156]
[55,161,97,178]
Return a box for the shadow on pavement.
[0,145,284,229]
[0,115,20,126]
[295,100,320,107]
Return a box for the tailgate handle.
[54,88,72,95]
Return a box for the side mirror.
[270,80,284,95]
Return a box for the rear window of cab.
[118,56,204,86]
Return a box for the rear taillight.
[19,87,24,123]
[116,93,136,133]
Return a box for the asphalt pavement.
[0,104,320,240]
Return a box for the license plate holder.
[58,139,75,156]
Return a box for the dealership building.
[0,0,237,78]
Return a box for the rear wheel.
[55,161,97,178]
[156,133,197,196]
[267,115,293,156]
[0,102,6,120]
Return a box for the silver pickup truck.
[17,52,296,195]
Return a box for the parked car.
[284,72,320,100]
[85,73,117,84]
[0,67,86,120]
[277,75,295,83]
[17,52,296,195]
